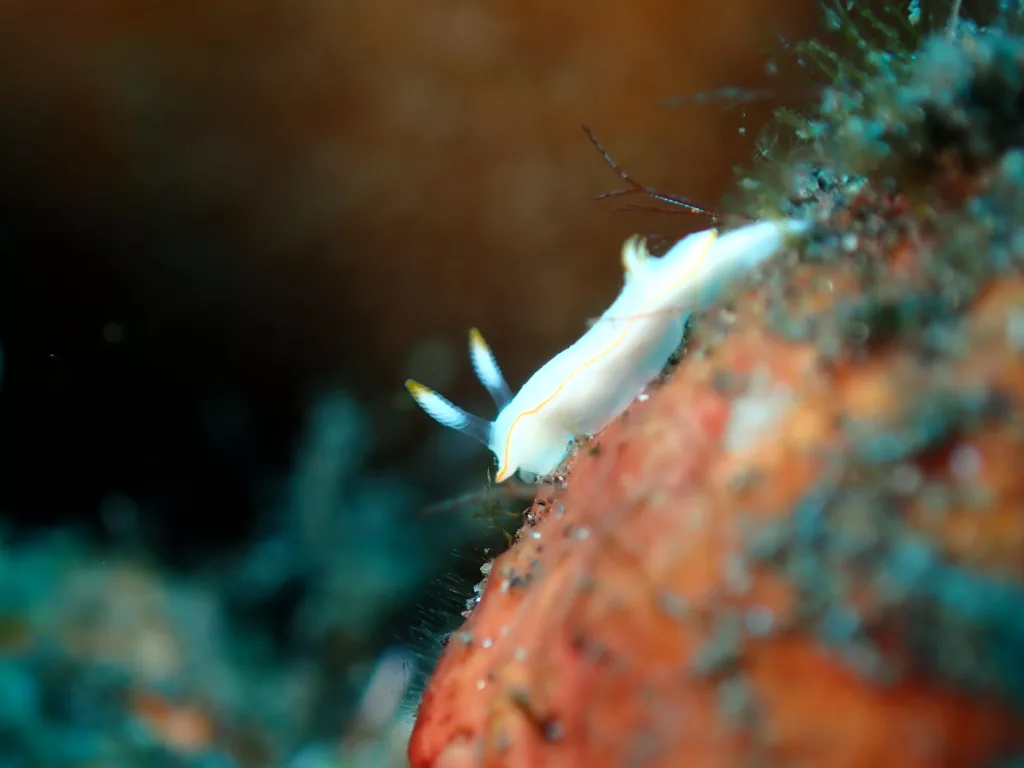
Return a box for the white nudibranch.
[405,217,812,482]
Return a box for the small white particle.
[476,679,487,690]
[950,442,982,482]
[513,647,528,661]
[745,605,775,637]
[890,463,923,496]
[481,637,494,649]
[572,527,590,541]
[531,531,542,540]
[723,385,794,453]
[637,392,650,402]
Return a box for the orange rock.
[408,20,1024,767]
[408,189,1024,766]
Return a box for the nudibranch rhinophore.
[405,217,812,482]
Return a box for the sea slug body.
[406,217,811,482]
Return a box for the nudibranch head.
[492,426,575,483]
[491,385,576,483]
[405,327,579,483]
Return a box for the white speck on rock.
[723,381,795,454]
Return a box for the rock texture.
[409,16,1024,768]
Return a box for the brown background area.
[0,0,820,519]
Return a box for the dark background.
[0,0,820,765]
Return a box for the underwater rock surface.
[409,16,1024,768]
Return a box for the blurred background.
[0,0,819,765]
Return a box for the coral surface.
[409,14,1024,768]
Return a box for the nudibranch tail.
[468,327,513,409]
[404,379,492,446]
